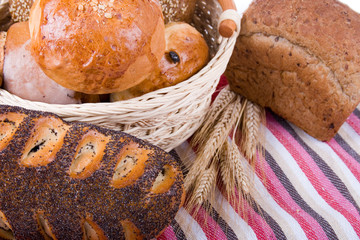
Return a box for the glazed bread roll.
[29,0,165,94]
[0,104,184,239]
[3,22,81,104]
[0,31,6,86]
[225,0,360,141]
[111,22,209,101]
[159,0,196,23]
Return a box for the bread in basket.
[0,0,241,151]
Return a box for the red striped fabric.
[158,81,360,240]
[267,113,360,238]
[157,227,177,240]
[255,156,328,239]
[191,207,228,240]
[348,113,360,135]
[231,197,277,239]
[328,139,360,182]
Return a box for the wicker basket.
[0,0,240,152]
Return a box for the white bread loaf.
[3,22,80,104]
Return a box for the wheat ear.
[226,139,252,214]
[229,140,250,194]
[241,100,265,165]
[184,96,243,193]
[187,161,217,214]
[191,86,237,146]
[219,140,236,200]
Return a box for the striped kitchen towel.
[158,90,360,239]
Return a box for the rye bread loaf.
[225,0,360,141]
[0,105,184,239]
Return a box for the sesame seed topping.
[78,4,84,11]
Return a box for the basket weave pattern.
[0,0,240,152]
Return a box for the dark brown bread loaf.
[225,0,360,141]
[0,105,184,239]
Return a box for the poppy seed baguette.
[0,104,185,239]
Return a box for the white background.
[234,0,360,15]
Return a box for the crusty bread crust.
[110,22,209,101]
[29,0,165,94]
[225,0,360,141]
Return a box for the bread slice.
[225,0,360,141]
[0,105,185,239]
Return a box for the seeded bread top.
[241,0,360,102]
[0,104,184,239]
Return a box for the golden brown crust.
[82,216,107,240]
[4,21,28,48]
[0,104,184,239]
[121,220,144,240]
[69,129,111,179]
[20,116,70,167]
[29,0,165,94]
[111,22,209,101]
[225,0,360,141]
[159,0,196,24]
[111,141,152,189]
[0,111,27,152]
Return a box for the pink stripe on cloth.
[226,191,277,240]
[157,226,177,240]
[347,113,360,135]
[191,207,228,240]
[255,157,328,239]
[267,114,360,238]
[328,139,360,182]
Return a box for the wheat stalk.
[221,140,250,195]
[191,86,237,146]
[185,88,264,216]
[229,141,249,194]
[241,100,265,165]
[219,139,252,215]
[184,96,243,193]
[187,162,217,213]
[219,140,236,200]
